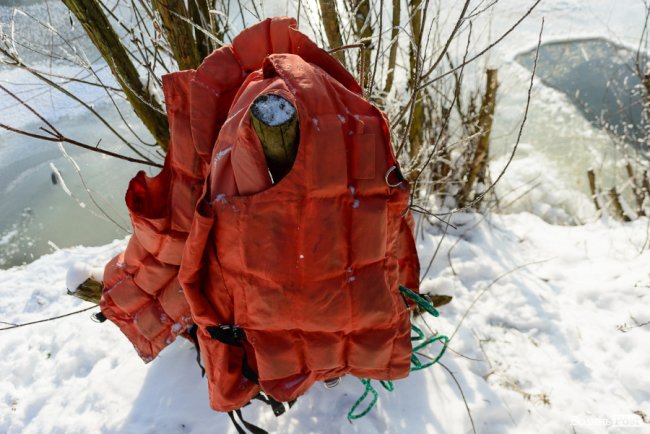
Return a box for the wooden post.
[414,293,453,316]
[68,277,103,305]
[608,187,632,222]
[458,69,498,207]
[626,162,646,216]
[250,94,299,183]
[587,169,601,211]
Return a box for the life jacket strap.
[187,324,206,377]
[252,392,296,417]
[227,409,268,434]
[207,324,247,346]
[207,324,259,384]
[226,392,296,434]
[207,326,299,419]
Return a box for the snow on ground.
[1,213,648,434]
[1,1,649,433]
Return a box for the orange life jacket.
[100,17,420,413]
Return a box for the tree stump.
[250,94,299,183]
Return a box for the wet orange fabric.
[100,17,420,411]
[101,69,201,361]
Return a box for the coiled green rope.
[347,378,394,421]
[347,378,379,420]
[346,286,449,422]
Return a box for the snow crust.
[2,1,650,432]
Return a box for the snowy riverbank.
[1,212,648,434]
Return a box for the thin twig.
[420,212,453,284]
[421,0,471,80]
[418,0,542,90]
[328,42,365,54]
[0,122,162,168]
[0,84,162,167]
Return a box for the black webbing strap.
[208,325,299,433]
[227,409,268,434]
[187,324,206,377]
[252,392,294,417]
[226,393,296,434]
[207,325,259,384]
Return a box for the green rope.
[380,380,394,391]
[347,378,379,421]
[410,334,449,372]
[411,323,426,341]
[346,285,449,422]
[400,285,448,371]
[400,285,440,317]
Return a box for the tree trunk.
[62,0,170,150]
[348,0,373,87]
[319,0,346,64]
[152,0,202,70]
[407,0,424,164]
[188,0,213,61]
[384,0,401,94]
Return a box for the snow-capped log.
[250,94,299,183]
[66,262,103,304]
